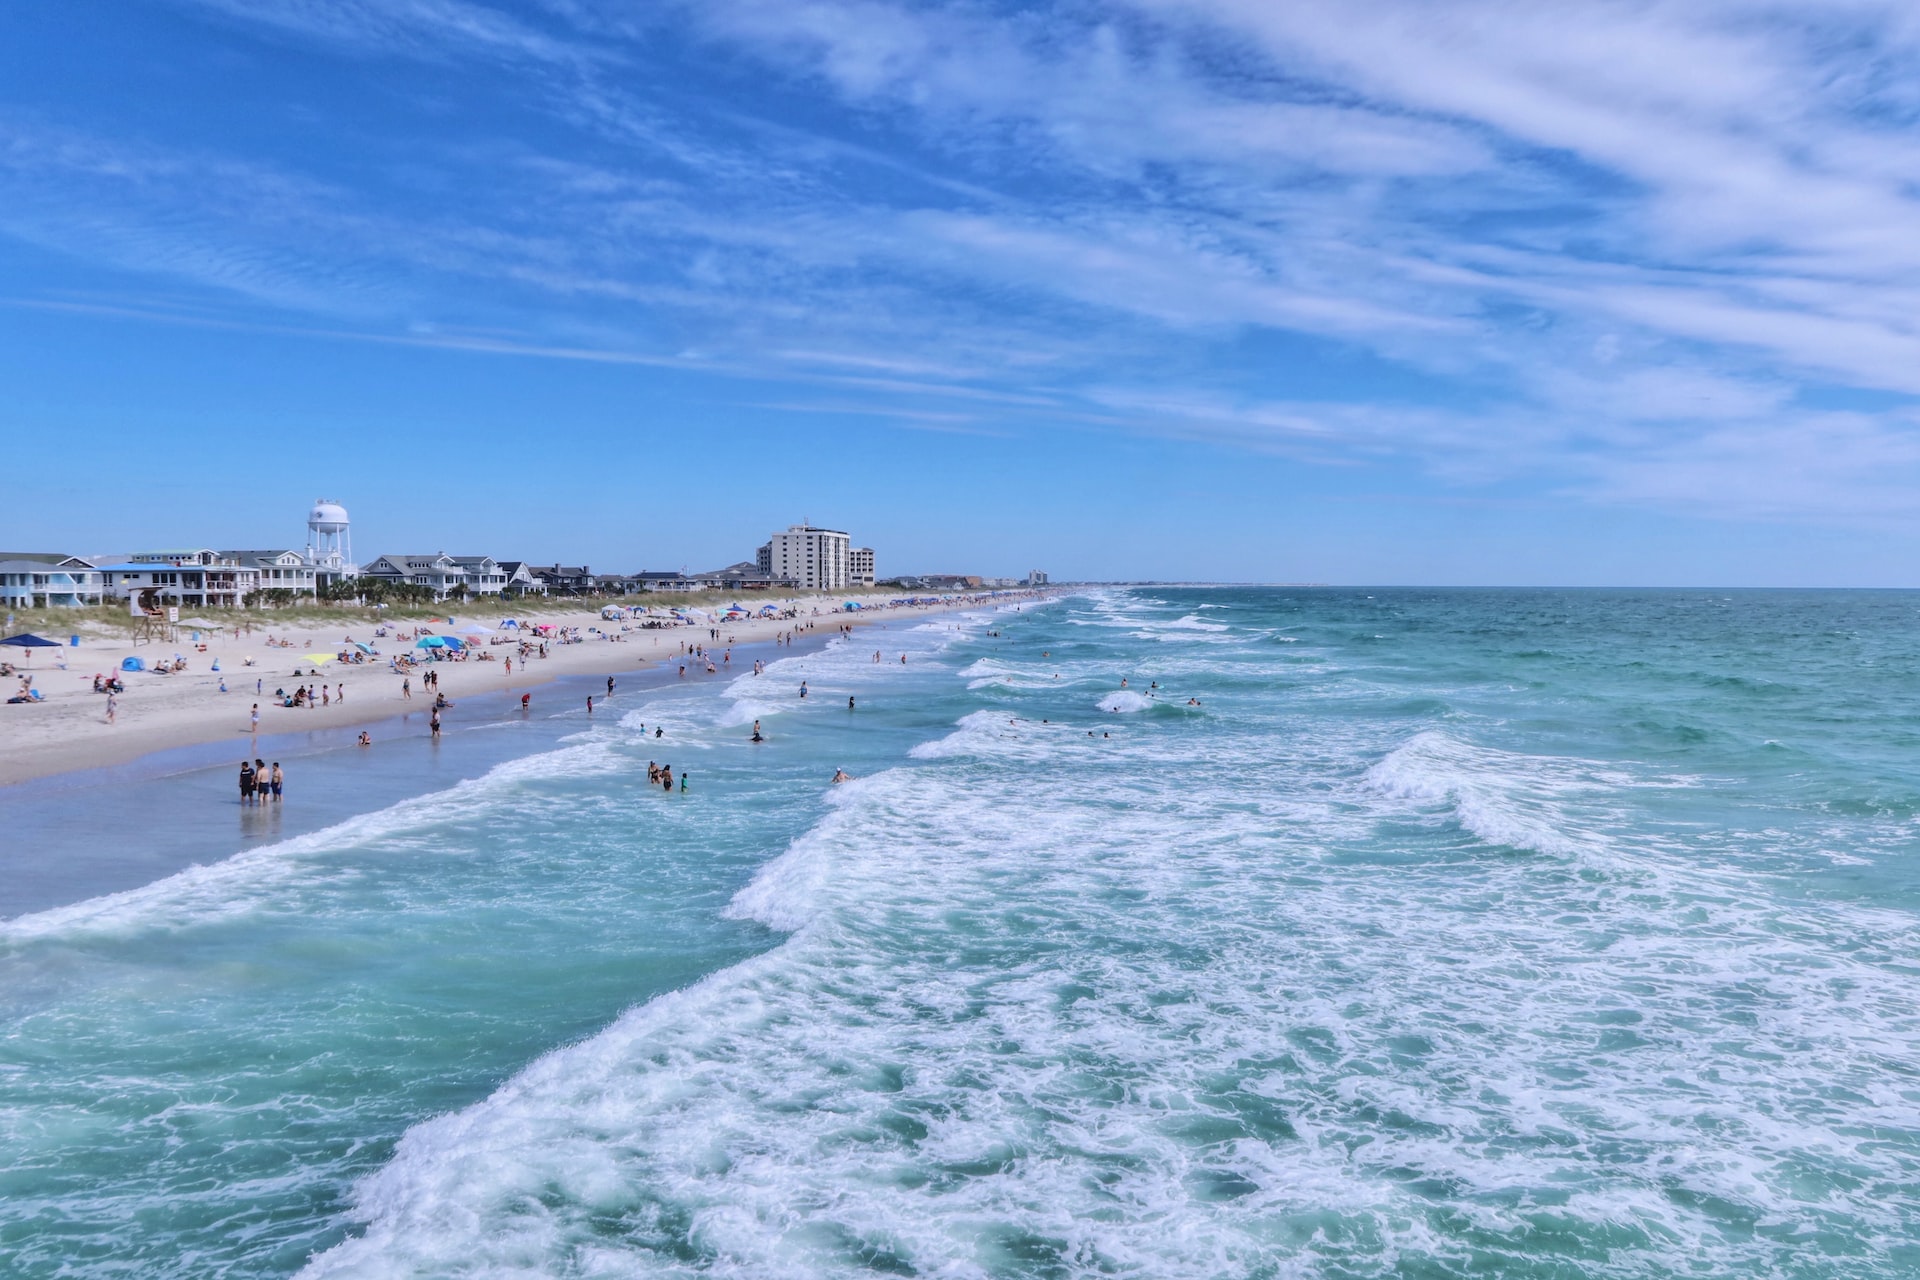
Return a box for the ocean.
[4,587,1919,1278]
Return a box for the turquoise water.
[5,589,1920,1277]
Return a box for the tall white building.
[761,524,852,590]
[851,547,875,587]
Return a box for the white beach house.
[97,550,260,610]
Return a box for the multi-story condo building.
[850,547,875,588]
[760,524,852,591]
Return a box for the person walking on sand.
[106,692,117,724]
[505,657,511,676]
[402,677,411,700]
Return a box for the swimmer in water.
[655,726,663,738]
[751,719,764,743]
[831,768,852,784]
[1187,697,1201,705]
[799,681,808,699]
[848,696,855,710]
[521,693,531,709]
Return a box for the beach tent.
[501,619,519,629]
[454,622,492,638]
[601,606,628,620]
[120,656,146,672]
[2,633,61,665]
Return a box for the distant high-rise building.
[1028,570,1048,586]
[764,523,852,590]
[851,547,875,587]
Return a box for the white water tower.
[306,499,352,572]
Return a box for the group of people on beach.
[237,757,283,805]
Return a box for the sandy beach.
[0,591,1017,786]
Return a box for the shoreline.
[0,593,1032,789]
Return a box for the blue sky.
[4,1,1920,583]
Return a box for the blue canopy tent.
[2,633,61,666]
[501,619,519,629]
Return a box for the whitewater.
[4,588,1919,1278]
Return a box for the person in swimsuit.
[799,681,807,699]
[679,772,688,792]
[655,726,663,738]
[521,693,531,710]
[661,766,673,792]
[848,696,855,710]
[607,677,615,696]
[270,763,283,800]
[358,732,371,746]
[831,769,852,784]
[239,760,256,805]
[430,709,441,737]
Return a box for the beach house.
[449,556,509,596]
[360,554,469,599]
[96,550,260,610]
[0,555,105,608]
[221,549,319,599]
[530,565,595,595]
[496,561,544,597]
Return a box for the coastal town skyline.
[3,503,1046,612]
[5,5,1920,585]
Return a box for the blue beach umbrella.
[415,636,450,649]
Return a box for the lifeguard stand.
[130,588,174,646]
